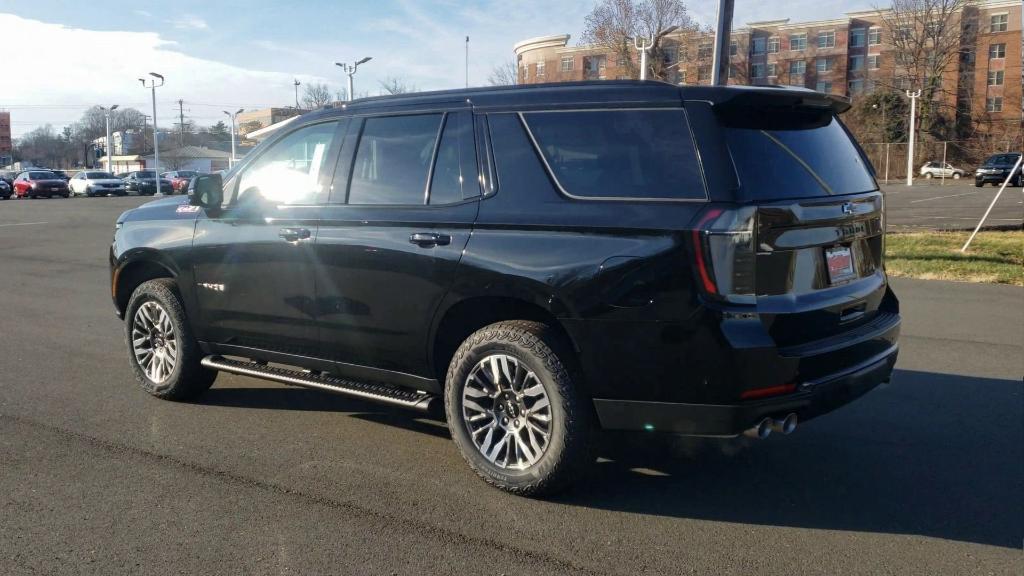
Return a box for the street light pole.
[140,73,165,194]
[905,89,921,187]
[634,26,678,81]
[223,108,243,167]
[711,0,736,85]
[100,104,119,173]
[335,57,372,101]
[293,79,301,108]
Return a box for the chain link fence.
[861,136,1024,183]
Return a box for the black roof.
[301,80,848,122]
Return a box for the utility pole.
[634,36,652,80]
[140,72,165,194]
[223,108,243,168]
[905,90,921,187]
[177,99,185,148]
[99,104,118,173]
[711,0,735,85]
[293,79,301,108]
[335,57,373,102]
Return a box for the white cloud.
[0,14,328,137]
[168,15,209,30]
[133,9,153,18]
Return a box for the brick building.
[0,111,12,166]
[514,0,1021,140]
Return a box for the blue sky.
[0,0,874,137]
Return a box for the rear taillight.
[692,206,757,305]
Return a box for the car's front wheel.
[445,320,593,496]
[125,278,217,400]
[925,172,933,179]
[952,173,961,179]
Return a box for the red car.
[12,170,70,198]
[161,170,200,194]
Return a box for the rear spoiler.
[702,88,851,130]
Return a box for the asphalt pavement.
[1,196,1021,575]
[881,179,1023,230]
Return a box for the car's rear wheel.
[952,173,961,179]
[925,172,933,179]
[125,278,217,400]
[445,320,593,496]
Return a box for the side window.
[428,112,478,204]
[522,109,707,201]
[348,114,442,205]
[236,121,338,205]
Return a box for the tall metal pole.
[348,72,354,102]
[905,90,920,187]
[141,73,164,194]
[223,108,243,168]
[335,57,372,102]
[465,36,469,88]
[102,104,118,173]
[940,141,948,186]
[294,79,301,108]
[178,99,185,147]
[711,0,735,85]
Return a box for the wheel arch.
[429,295,578,387]
[113,253,179,318]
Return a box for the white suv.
[919,161,967,179]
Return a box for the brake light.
[740,383,797,400]
[691,206,758,304]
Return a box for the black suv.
[110,82,900,495]
[974,152,1022,187]
[123,170,174,195]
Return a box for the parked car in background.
[0,170,16,189]
[161,170,200,194]
[123,170,173,195]
[974,153,1022,187]
[919,161,967,179]
[0,178,11,199]
[12,170,70,198]
[110,82,900,496]
[69,171,127,197]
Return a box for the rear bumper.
[594,344,898,436]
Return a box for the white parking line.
[0,221,48,228]
[909,192,978,204]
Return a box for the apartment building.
[0,111,12,163]
[514,0,1021,137]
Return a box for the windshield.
[86,172,115,179]
[137,171,156,177]
[29,171,57,180]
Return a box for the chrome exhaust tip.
[770,413,798,435]
[744,417,773,439]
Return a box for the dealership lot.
[882,180,1024,230]
[0,197,1021,575]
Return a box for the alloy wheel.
[461,354,552,470]
[131,301,178,384]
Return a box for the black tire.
[444,320,593,496]
[125,278,217,400]
[975,181,983,188]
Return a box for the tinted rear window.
[725,116,876,200]
[29,172,56,179]
[522,109,706,201]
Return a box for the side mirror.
[189,173,223,208]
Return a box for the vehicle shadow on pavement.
[198,386,451,439]
[555,369,1022,549]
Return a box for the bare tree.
[378,76,417,95]
[488,59,519,85]
[581,0,702,80]
[876,0,973,137]
[301,82,333,109]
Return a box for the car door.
[315,109,480,381]
[190,119,346,358]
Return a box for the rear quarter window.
[724,116,876,200]
[521,109,706,201]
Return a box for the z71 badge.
[176,205,201,214]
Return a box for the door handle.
[409,232,451,247]
[279,227,311,242]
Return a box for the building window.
[867,55,880,69]
[988,70,1004,85]
[896,25,912,41]
[850,28,865,47]
[989,43,1006,59]
[560,56,574,72]
[752,63,766,78]
[790,33,807,51]
[767,63,777,77]
[817,31,835,48]
[536,61,545,77]
[990,13,1007,32]
[986,97,1003,112]
[816,57,833,72]
[752,37,766,54]
[894,77,910,90]
[789,60,806,75]
[768,37,780,53]
[729,40,738,56]
[698,43,712,59]
[816,81,833,93]
[849,79,864,94]
[662,46,676,64]
[584,55,607,79]
[697,66,711,82]
[868,28,881,45]
[616,54,628,66]
[850,55,865,71]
